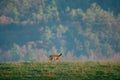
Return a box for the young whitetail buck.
[49,53,62,61]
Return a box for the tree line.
[0,0,120,62]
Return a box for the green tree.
[70,8,84,21]
[56,24,67,38]
[11,43,24,62]
[42,27,53,41]
[25,44,36,61]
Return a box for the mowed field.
[0,62,120,80]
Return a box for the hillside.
[0,62,120,80]
[0,0,120,62]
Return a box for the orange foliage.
[0,15,13,24]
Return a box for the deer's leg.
[49,57,53,62]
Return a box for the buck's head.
[59,53,63,57]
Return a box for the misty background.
[0,0,120,62]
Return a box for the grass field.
[0,62,120,80]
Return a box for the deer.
[49,53,62,61]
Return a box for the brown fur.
[49,53,62,61]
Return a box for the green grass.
[0,62,120,80]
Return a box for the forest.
[0,0,120,62]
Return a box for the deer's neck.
[59,54,62,57]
